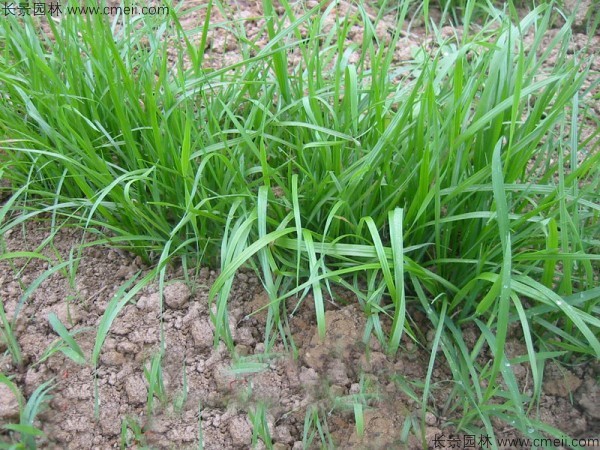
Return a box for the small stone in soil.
[425,411,437,426]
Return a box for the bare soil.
[1,220,598,449]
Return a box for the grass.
[0,0,599,448]
[0,299,22,367]
[249,403,274,448]
[0,375,53,450]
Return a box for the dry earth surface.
[1,0,600,449]
[1,221,598,449]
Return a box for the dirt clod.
[136,293,160,311]
[228,415,252,447]
[163,282,192,310]
[0,383,19,420]
[577,378,600,419]
[124,374,147,405]
[543,363,584,397]
[191,317,215,351]
[100,350,126,367]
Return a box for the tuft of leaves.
[0,0,598,445]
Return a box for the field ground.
[1,220,599,448]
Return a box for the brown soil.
[1,219,598,449]
[1,1,599,449]
[0,219,597,449]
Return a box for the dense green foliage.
[1,0,599,447]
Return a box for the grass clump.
[0,375,53,449]
[1,0,599,446]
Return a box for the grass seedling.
[119,416,146,450]
[0,374,53,450]
[329,375,378,438]
[197,403,204,450]
[46,313,86,365]
[302,405,334,449]
[172,362,189,413]
[144,352,167,416]
[248,403,273,449]
[0,299,22,367]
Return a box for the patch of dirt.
[0,220,598,449]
